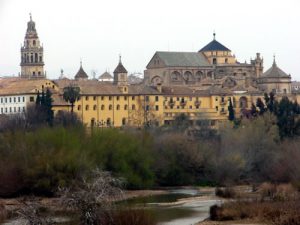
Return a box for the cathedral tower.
[20,14,45,79]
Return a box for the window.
[101,96,104,100]
[77,105,81,111]
[124,104,128,110]
[101,105,105,110]
[145,105,150,111]
[109,96,112,100]
[116,96,120,101]
[155,105,159,111]
[107,118,111,126]
[155,96,159,102]
[93,105,97,110]
[122,118,126,126]
[132,104,136,110]
[213,58,217,64]
[215,97,218,101]
[225,58,228,64]
[33,72,35,76]
[14,97,16,102]
[9,97,12,103]
[109,105,112,110]
[221,97,225,103]
[86,105,89,111]
[132,96,135,100]
[23,97,25,102]
[93,96,96,101]
[33,40,36,46]
[176,97,180,101]
[216,106,219,111]
[18,97,20,102]
[116,104,120,110]
[124,96,127,100]
[30,96,34,102]
[145,96,149,102]
[86,96,89,101]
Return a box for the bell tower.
[20,14,45,79]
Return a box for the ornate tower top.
[113,55,128,86]
[20,14,45,79]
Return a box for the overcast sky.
[0,0,299,80]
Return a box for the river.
[2,188,221,225]
[120,188,221,225]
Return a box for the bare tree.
[59,169,123,225]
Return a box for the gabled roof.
[262,60,290,78]
[151,51,210,67]
[75,64,88,79]
[199,39,230,52]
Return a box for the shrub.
[215,187,236,198]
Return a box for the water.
[2,188,220,225]
[120,188,220,225]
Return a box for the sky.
[0,0,299,80]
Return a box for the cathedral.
[0,16,297,128]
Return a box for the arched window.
[33,40,36,46]
[86,105,89,111]
[122,118,126,126]
[195,71,204,81]
[213,58,217,65]
[170,71,181,81]
[132,104,136,110]
[93,105,97,111]
[35,53,38,63]
[77,105,81,111]
[239,97,248,109]
[39,56,42,62]
[124,104,128,110]
[101,105,105,110]
[109,105,112,110]
[30,54,33,63]
[107,118,111,126]
[183,71,194,83]
[116,104,120,110]
[91,118,95,127]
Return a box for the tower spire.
[213,30,216,40]
[29,13,32,21]
[119,54,122,63]
[273,54,277,66]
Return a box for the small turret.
[113,55,128,86]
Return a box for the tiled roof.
[199,40,230,52]
[53,80,160,95]
[0,78,55,95]
[154,51,211,67]
[99,72,113,79]
[75,66,88,79]
[262,61,290,78]
[114,62,128,73]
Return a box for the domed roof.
[199,33,230,52]
[262,57,290,78]
[99,72,113,79]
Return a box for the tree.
[63,84,80,113]
[228,98,235,121]
[250,103,258,118]
[45,89,54,126]
[256,98,266,115]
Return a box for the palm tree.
[63,84,80,113]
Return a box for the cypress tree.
[228,98,235,121]
[45,89,54,126]
[256,98,266,115]
[36,91,41,106]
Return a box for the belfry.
[20,14,45,79]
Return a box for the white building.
[0,77,58,115]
